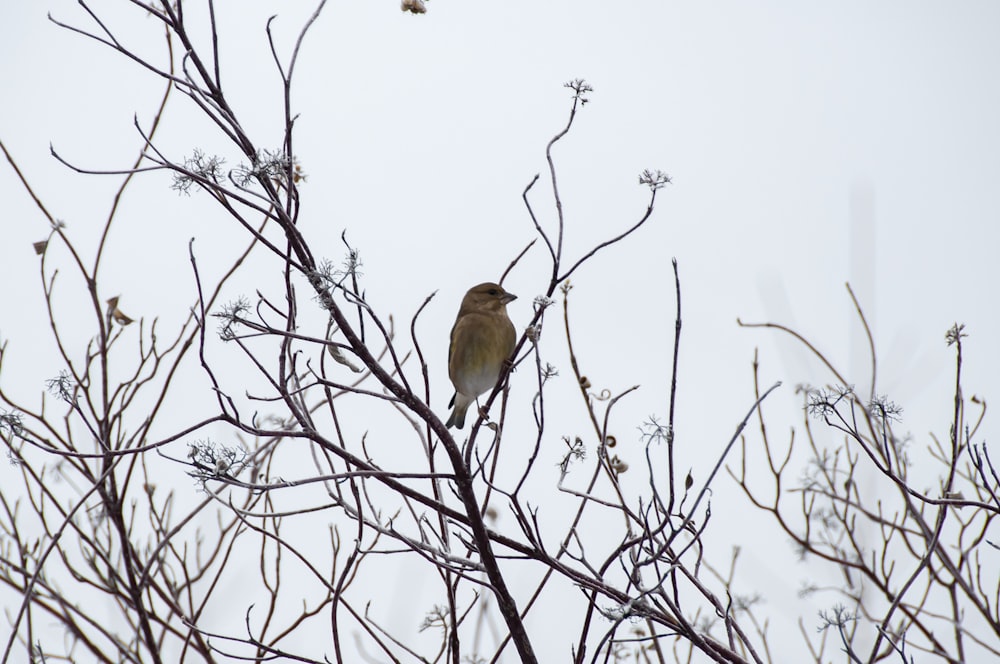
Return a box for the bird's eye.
[488,289,499,296]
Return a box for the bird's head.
[459,282,517,314]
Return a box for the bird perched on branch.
[446,282,517,429]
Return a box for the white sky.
[2,1,999,661]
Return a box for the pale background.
[2,1,998,661]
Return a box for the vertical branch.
[665,257,682,515]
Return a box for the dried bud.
[609,455,628,474]
[112,309,134,325]
[327,344,364,373]
[107,296,134,326]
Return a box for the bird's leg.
[476,401,491,425]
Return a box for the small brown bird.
[446,282,517,429]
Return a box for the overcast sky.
[2,1,999,661]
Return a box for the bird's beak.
[501,292,517,305]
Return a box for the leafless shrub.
[737,296,998,663]
[1,3,993,664]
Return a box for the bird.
[446,282,517,429]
